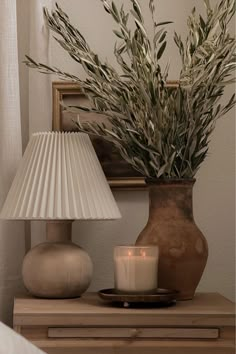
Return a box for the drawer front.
[48,327,219,339]
[32,338,235,354]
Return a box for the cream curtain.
[29,0,53,135]
[0,0,25,324]
[29,0,53,248]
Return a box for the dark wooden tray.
[98,288,179,307]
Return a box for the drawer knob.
[130,329,141,338]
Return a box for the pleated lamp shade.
[0,132,121,220]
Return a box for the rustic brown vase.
[136,179,208,300]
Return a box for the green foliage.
[25,0,236,179]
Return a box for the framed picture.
[52,81,146,189]
[52,81,179,190]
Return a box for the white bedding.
[0,322,45,354]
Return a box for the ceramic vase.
[136,179,208,300]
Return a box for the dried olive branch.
[25,0,235,179]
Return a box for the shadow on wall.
[0,221,25,325]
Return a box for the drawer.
[48,327,219,339]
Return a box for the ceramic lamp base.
[22,221,93,298]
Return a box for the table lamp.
[0,132,121,298]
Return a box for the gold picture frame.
[52,81,146,190]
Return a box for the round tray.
[98,288,179,307]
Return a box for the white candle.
[114,246,158,294]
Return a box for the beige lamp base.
[22,221,93,298]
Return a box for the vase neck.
[46,221,73,242]
[148,182,194,221]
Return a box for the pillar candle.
[114,246,158,294]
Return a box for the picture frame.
[52,80,179,190]
[52,81,146,190]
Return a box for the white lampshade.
[0,132,121,220]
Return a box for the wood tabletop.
[13,292,235,328]
[14,292,234,315]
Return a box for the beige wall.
[19,0,235,301]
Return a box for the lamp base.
[22,221,93,298]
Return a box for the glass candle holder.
[114,245,159,294]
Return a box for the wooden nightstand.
[13,292,235,354]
